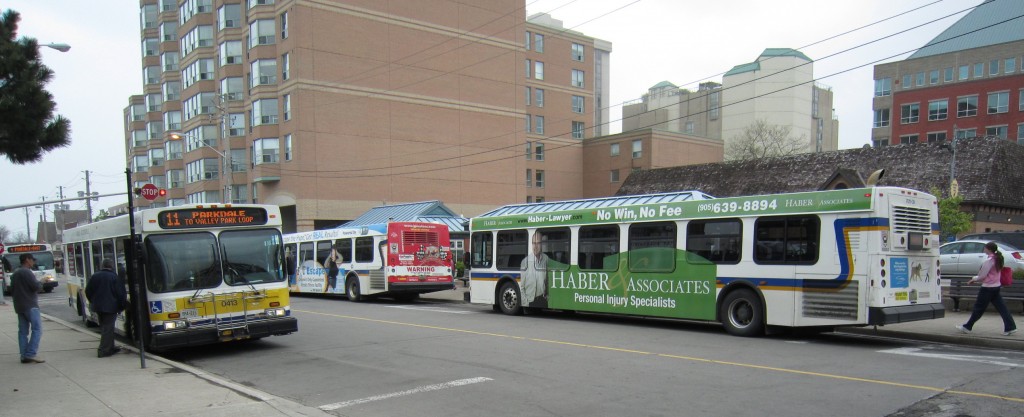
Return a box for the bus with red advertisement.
[283,221,454,301]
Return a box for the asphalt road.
[40,288,1024,417]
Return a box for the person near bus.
[12,253,44,364]
[285,246,297,288]
[956,241,1018,336]
[520,231,550,309]
[324,247,341,293]
[86,258,128,358]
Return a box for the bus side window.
[628,222,677,272]
[299,242,314,266]
[579,225,619,271]
[686,219,742,264]
[470,232,492,269]
[335,239,353,263]
[355,237,374,262]
[753,216,819,265]
[495,230,527,270]
[537,227,570,269]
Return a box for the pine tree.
[0,9,71,164]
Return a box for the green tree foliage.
[94,209,109,222]
[931,187,973,242]
[0,10,71,163]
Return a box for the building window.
[957,95,978,117]
[281,53,290,81]
[915,72,924,86]
[164,110,181,132]
[220,77,243,101]
[632,139,642,159]
[974,63,983,78]
[525,169,532,187]
[989,59,999,75]
[988,91,1009,114]
[280,11,288,39]
[900,103,919,124]
[525,114,531,133]
[959,65,969,80]
[899,134,918,144]
[163,81,181,101]
[928,100,948,121]
[610,143,619,157]
[926,132,946,143]
[571,43,584,61]
[284,134,292,161]
[873,138,889,148]
[161,52,179,72]
[146,93,163,113]
[944,67,953,82]
[525,87,531,106]
[571,69,585,88]
[524,31,530,50]
[1006,58,1016,74]
[525,59,531,78]
[282,94,291,121]
[142,37,158,57]
[534,115,544,134]
[251,98,279,126]
[227,113,245,136]
[1020,90,1024,111]
[220,40,242,66]
[250,59,278,87]
[535,89,544,107]
[902,74,912,89]
[166,169,183,188]
[534,33,544,52]
[182,125,217,151]
[874,78,891,96]
[534,142,544,161]
[183,92,215,121]
[610,169,620,182]
[986,126,1008,140]
[230,185,248,204]
[525,141,532,160]
[535,170,544,188]
[534,61,544,80]
[248,0,275,9]
[1017,124,1024,145]
[249,19,275,49]
[572,121,584,139]
[185,158,218,183]
[230,149,246,172]
[929,70,939,84]
[253,138,279,164]
[685,121,695,134]
[709,92,720,119]
[873,109,890,128]
[147,121,164,140]
[165,140,183,161]
[955,128,976,139]
[571,95,584,113]
[218,4,240,30]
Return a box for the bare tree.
[0,224,9,242]
[725,119,807,161]
[9,231,30,244]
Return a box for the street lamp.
[42,42,71,52]
[167,132,233,204]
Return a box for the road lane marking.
[387,305,472,314]
[880,347,1022,367]
[319,377,492,410]
[296,309,1024,404]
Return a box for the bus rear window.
[754,216,819,265]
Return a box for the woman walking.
[955,241,1017,336]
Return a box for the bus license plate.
[179,308,198,318]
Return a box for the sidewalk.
[0,304,330,417]
[420,286,1024,350]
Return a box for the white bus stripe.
[387,305,472,314]
[319,377,492,410]
[880,347,1021,367]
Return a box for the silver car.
[939,239,1024,277]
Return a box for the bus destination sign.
[159,207,268,229]
[9,245,47,253]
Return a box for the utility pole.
[24,207,31,242]
[56,186,65,243]
[84,170,93,223]
[39,196,47,243]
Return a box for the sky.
[0,0,985,239]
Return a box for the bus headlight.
[164,320,188,330]
[265,307,286,317]
[42,274,55,283]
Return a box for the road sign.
[140,183,159,201]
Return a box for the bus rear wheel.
[720,289,764,337]
[497,281,523,315]
[346,278,362,302]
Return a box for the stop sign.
[140,183,159,201]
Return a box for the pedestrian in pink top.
[955,241,1017,336]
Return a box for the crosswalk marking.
[880,347,1022,367]
[319,377,492,410]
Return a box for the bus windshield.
[2,252,56,273]
[146,232,221,293]
[220,229,284,286]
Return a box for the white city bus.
[468,188,944,336]
[2,243,60,294]
[63,204,297,351]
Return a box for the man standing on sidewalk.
[12,253,44,364]
[86,258,127,358]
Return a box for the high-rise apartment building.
[721,48,838,159]
[125,1,610,232]
[621,81,723,139]
[871,1,1024,148]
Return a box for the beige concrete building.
[125,1,613,232]
[721,48,839,159]
[621,81,723,139]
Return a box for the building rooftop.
[342,200,467,233]
[908,0,1024,59]
[758,48,811,61]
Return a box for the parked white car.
[939,239,1024,277]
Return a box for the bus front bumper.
[151,317,298,350]
[868,303,945,326]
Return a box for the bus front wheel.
[497,281,523,315]
[346,277,362,302]
[720,289,764,337]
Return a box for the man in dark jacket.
[12,253,44,363]
[86,258,128,358]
